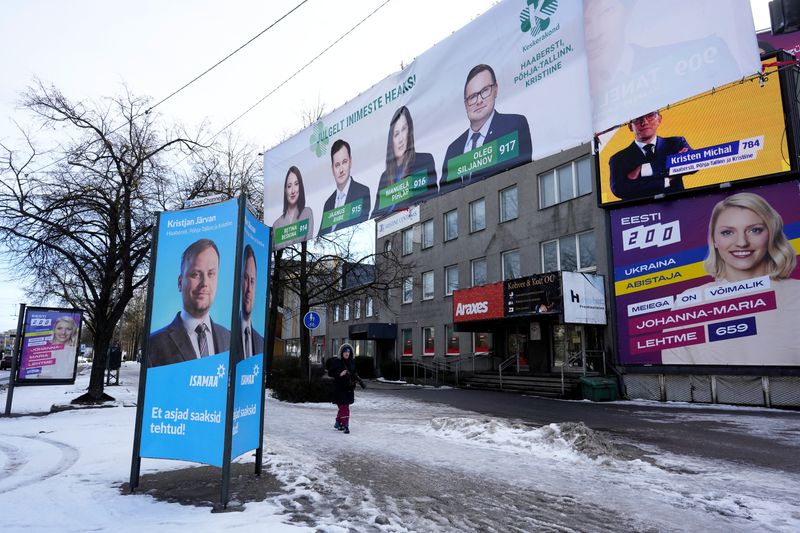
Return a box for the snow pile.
[426,417,622,462]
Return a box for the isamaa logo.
[519,0,558,37]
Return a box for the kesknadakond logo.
[519,0,558,37]
[309,121,328,157]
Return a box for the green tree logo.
[519,0,558,37]
[309,121,328,158]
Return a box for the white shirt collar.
[463,110,496,153]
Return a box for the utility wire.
[204,0,393,146]
[25,1,311,175]
[145,0,311,115]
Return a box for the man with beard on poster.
[237,244,264,362]
[148,238,231,368]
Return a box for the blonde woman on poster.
[662,193,800,365]
[38,316,79,379]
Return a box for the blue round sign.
[303,311,321,330]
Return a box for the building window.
[343,303,350,321]
[473,332,492,354]
[402,276,413,303]
[499,185,518,222]
[422,271,434,300]
[354,299,361,319]
[446,325,460,355]
[402,228,413,255]
[539,156,592,208]
[502,249,520,280]
[333,305,340,322]
[444,209,458,241]
[423,326,435,356]
[402,328,413,356]
[541,230,597,272]
[469,198,486,233]
[366,297,374,317]
[422,219,434,249]
[383,239,393,253]
[471,257,487,287]
[445,265,459,296]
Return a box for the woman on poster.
[371,106,438,218]
[272,166,314,249]
[662,192,800,365]
[38,315,79,379]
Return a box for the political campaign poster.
[597,58,796,206]
[140,198,239,466]
[586,0,761,133]
[16,307,82,383]
[231,208,270,460]
[265,0,591,246]
[611,180,800,366]
[562,271,607,325]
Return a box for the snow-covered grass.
[1,362,799,532]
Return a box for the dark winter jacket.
[327,347,363,405]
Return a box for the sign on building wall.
[611,181,800,366]
[562,271,607,325]
[596,58,795,206]
[264,0,759,246]
[452,282,505,323]
[376,205,420,239]
[504,273,562,316]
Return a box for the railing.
[497,354,518,390]
[399,352,493,386]
[560,349,607,396]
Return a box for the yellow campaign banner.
[615,261,708,297]
[598,61,792,206]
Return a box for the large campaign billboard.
[16,307,82,382]
[597,58,796,206]
[264,0,759,247]
[265,1,590,247]
[611,181,800,366]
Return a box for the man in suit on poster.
[237,244,264,362]
[148,238,231,368]
[318,139,371,236]
[608,110,694,200]
[439,63,532,194]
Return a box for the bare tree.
[272,227,410,378]
[180,130,264,217]
[0,81,198,402]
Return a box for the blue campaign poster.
[231,208,270,459]
[141,353,228,466]
[140,199,239,466]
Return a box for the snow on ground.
[1,363,799,532]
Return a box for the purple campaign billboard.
[17,308,82,382]
[611,181,800,366]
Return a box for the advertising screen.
[597,60,794,206]
[611,181,800,366]
[17,308,82,382]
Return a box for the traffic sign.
[303,311,321,330]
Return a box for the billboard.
[505,273,562,316]
[597,59,795,206]
[265,0,591,247]
[611,181,800,366]
[137,198,269,467]
[16,307,82,382]
[452,282,505,323]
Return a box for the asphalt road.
[366,380,800,472]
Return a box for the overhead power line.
[145,0,311,115]
[205,0,393,145]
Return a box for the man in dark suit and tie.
[609,110,694,201]
[238,244,264,362]
[317,139,371,236]
[147,238,231,368]
[439,64,532,194]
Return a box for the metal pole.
[3,303,26,416]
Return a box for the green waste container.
[578,376,618,402]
